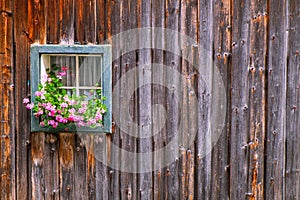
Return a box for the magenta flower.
[68,115,75,122]
[23,98,30,104]
[40,121,45,127]
[25,103,34,110]
[58,71,67,77]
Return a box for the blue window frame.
[30,45,112,133]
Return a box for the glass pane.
[79,56,102,87]
[50,56,76,86]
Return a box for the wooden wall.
[0,0,300,199]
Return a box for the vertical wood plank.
[74,0,96,44]
[285,0,300,199]
[109,0,121,199]
[74,134,88,200]
[28,0,46,43]
[265,0,288,199]
[196,0,213,198]
[94,134,109,200]
[59,133,75,200]
[44,133,59,199]
[138,0,153,199]
[31,133,45,200]
[96,0,106,43]
[60,0,74,44]
[164,0,180,199]
[0,0,14,199]
[86,135,96,200]
[212,0,231,199]
[46,0,60,43]
[14,0,31,199]
[230,0,251,199]
[247,0,268,199]
[151,0,165,199]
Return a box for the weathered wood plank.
[46,0,60,43]
[59,133,75,200]
[247,0,268,199]
[0,0,14,199]
[96,0,106,43]
[85,135,96,200]
[265,0,288,199]
[285,0,300,199]
[44,133,59,199]
[74,134,88,200]
[212,0,231,199]
[138,0,153,199]
[109,0,121,199]
[94,134,109,200]
[196,0,213,199]
[60,0,74,44]
[151,0,165,199]
[164,0,180,199]
[28,0,46,43]
[31,133,45,200]
[14,0,31,199]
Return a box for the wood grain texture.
[212,0,231,199]
[14,0,31,199]
[0,1,14,199]
[285,0,300,199]
[59,133,75,200]
[265,0,288,199]
[4,0,300,199]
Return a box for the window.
[30,45,112,133]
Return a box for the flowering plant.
[23,65,107,130]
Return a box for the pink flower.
[26,103,34,110]
[40,121,45,127]
[68,108,76,114]
[56,75,62,79]
[101,109,106,114]
[58,71,67,77]
[61,66,68,71]
[41,74,48,84]
[47,78,52,82]
[61,102,68,108]
[95,112,102,121]
[78,107,86,114]
[63,96,70,102]
[23,98,30,104]
[81,101,88,107]
[68,115,75,122]
[35,91,44,97]
[35,109,43,116]
[77,121,85,127]
[48,120,58,128]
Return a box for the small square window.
[30,45,112,133]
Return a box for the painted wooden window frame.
[30,45,112,133]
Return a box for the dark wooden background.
[1,0,300,199]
